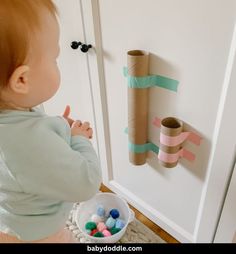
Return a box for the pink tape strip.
[160,132,201,146]
[187,132,202,145]
[160,132,188,146]
[153,117,202,146]
[180,148,195,161]
[158,150,179,163]
[152,117,161,128]
[158,148,195,163]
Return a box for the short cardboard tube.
[159,117,183,168]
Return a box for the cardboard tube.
[127,50,149,165]
[159,117,183,168]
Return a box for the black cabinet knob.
[71,41,92,53]
[80,44,92,53]
[71,41,81,49]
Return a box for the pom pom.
[109,209,120,219]
[97,222,107,232]
[105,217,116,229]
[115,219,125,229]
[102,229,112,237]
[90,229,98,236]
[96,205,105,217]
[110,227,121,235]
[93,232,104,237]
[86,229,91,235]
[85,221,97,230]
[91,214,103,224]
[105,209,111,218]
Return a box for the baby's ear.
[8,65,30,94]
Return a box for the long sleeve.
[7,116,102,203]
[0,110,102,240]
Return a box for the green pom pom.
[110,227,121,235]
[85,221,97,230]
[93,232,104,237]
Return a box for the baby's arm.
[13,117,102,202]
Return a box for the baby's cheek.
[56,67,61,86]
[51,66,61,90]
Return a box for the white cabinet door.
[82,0,236,242]
[43,0,98,151]
[45,0,236,242]
[215,160,236,243]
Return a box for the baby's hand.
[71,120,93,139]
[62,105,74,127]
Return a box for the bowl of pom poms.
[75,192,135,243]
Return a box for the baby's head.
[0,0,60,110]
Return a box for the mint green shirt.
[0,108,102,241]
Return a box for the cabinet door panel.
[43,0,98,150]
[215,161,236,243]
[84,0,236,242]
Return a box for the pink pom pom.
[102,229,112,237]
[97,222,107,232]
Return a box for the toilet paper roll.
[158,117,183,168]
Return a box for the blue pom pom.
[110,209,120,219]
[115,219,125,229]
[105,217,116,229]
[96,205,105,217]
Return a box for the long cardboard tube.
[127,50,149,165]
[159,117,183,168]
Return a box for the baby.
[0,0,102,242]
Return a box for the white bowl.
[75,192,135,243]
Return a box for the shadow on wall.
[148,53,181,121]
[179,123,210,182]
[146,53,209,181]
[149,53,180,79]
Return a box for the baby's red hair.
[0,0,58,105]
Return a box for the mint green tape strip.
[128,142,159,154]
[123,67,179,92]
[125,127,159,154]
